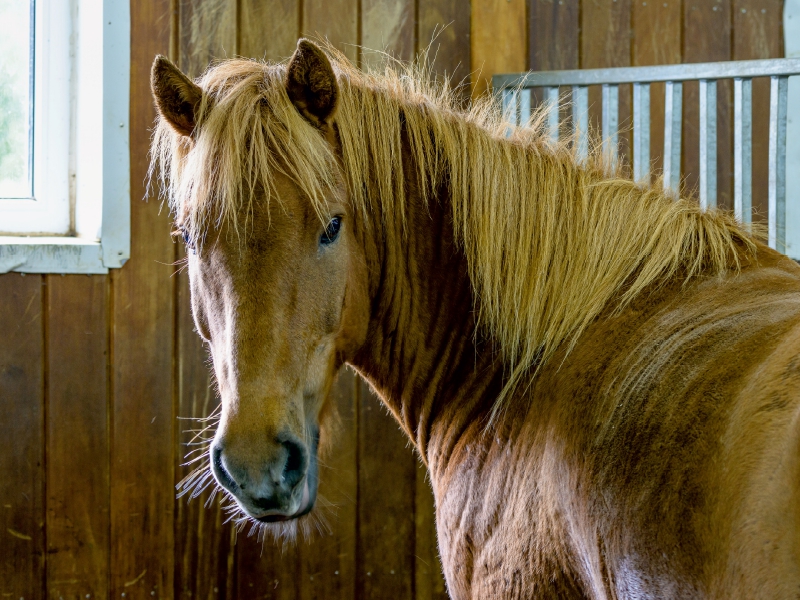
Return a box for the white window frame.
[786,0,800,259]
[0,0,130,274]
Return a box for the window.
[0,0,130,274]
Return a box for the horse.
[149,39,800,599]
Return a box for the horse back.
[554,247,800,598]
[436,248,800,599]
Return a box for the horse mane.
[150,44,757,404]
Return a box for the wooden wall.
[0,1,784,599]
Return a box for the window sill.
[0,236,128,274]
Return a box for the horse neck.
[348,132,504,468]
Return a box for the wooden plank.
[109,0,176,597]
[237,528,299,599]
[632,0,682,181]
[417,0,471,89]
[0,274,44,600]
[298,370,358,600]
[175,262,236,600]
[529,0,579,71]
[580,0,633,167]
[471,0,527,98]
[303,0,359,64]
[239,0,299,61]
[733,0,784,220]
[528,0,579,141]
[415,461,448,600]
[179,0,237,77]
[683,0,732,204]
[46,274,109,600]
[361,0,415,68]
[357,379,417,600]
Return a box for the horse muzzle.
[210,430,319,522]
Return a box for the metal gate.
[493,58,800,256]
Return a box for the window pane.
[0,0,33,198]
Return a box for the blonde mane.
[151,46,756,401]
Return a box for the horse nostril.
[281,437,307,490]
[211,444,239,492]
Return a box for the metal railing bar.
[572,85,589,163]
[633,83,651,182]
[546,87,560,142]
[663,81,683,192]
[493,58,800,90]
[699,79,717,209]
[734,78,753,224]
[520,88,531,125]
[768,75,788,251]
[602,84,619,167]
[502,88,517,126]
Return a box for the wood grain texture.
[417,0,471,90]
[471,0,527,98]
[175,263,236,600]
[298,370,358,600]
[683,0,732,205]
[362,0,416,68]
[581,0,633,167]
[179,0,237,77]
[733,0,784,220]
[357,380,417,600]
[529,0,579,70]
[109,0,176,597]
[239,0,299,61]
[303,0,359,63]
[46,275,109,600]
[415,462,448,600]
[0,274,44,600]
[633,0,682,181]
[237,528,300,600]
[527,0,579,139]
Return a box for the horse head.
[150,41,370,525]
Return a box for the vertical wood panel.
[109,0,175,596]
[0,274,44,600]
[357,381,417,600]
[179,0,237,77]
[237,531,299,599]
[303,0,360,63]
[414,463,447,600]
[46,275,109,600]
[733,0,784,219]
[633,0,682,180]
[362,0,416,68]
[298,371,358,600]
[417,0,471,89]
[239,0,299,60]
[528,0,579,138]
[581,0,633,166]
[683,0,731,203]
[529,0,579,71]
[471,0,527,98]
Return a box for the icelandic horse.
[150,40,800,598]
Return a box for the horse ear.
[286,39,339,126]
[150,55,203,137]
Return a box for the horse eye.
[181,228,196,253]
[320,217,342,245]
